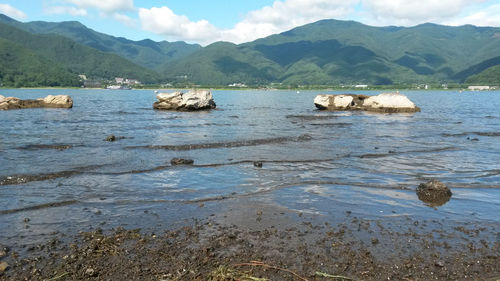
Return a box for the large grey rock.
[153,90,216,111]
[314,92,420,113]
[0,95,73,110]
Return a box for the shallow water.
[1,89,499,246]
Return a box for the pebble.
[85,267,98,277]
[435,260,445,267]
[0,262,8,273]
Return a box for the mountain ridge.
[1,14,500,87]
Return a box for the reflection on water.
[0,89,499,245]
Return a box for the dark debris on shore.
[1,216,499,281]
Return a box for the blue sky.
[1,0,499,45]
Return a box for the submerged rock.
[416,180,452,207]
[0,95,73,110]
[170,158,194,165]
[153,90,216,111]
[314,92,420,113]
[105,135,126,142]
[253,161,263,168]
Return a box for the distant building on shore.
[228,83,247,88]
[354,85,368,89]
[468,86,490,91]
[114,77,141,86]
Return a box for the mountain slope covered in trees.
[1,14,500,87]
[163,20,500,86]
[0,14,201,70]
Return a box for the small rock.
[170,158,194,165]
[0,261,8,273]
[371,238,379,245]
[85,267,98,277]
[435,260,445,267]
[0,250,6,258]
[253,161,263,168]
[105,135,116,142]
[416,180,452,207]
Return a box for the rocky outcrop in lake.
[0,95,73,110]
[153,90,216,111]
[314,92,420,113]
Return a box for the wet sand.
[1,200,499,281]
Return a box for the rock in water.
[0,95,73,110]
[253,161,263,168]
[170,158,194,165]
[41,95,73,108]
[153,90,216,111]
[416,180,452,207]
[0,97,21,110]
[314,92,420,113]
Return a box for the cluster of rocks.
[153,90,216,111]
[0,95,73,110]
[1,91,420,114]
[314,92,420,113]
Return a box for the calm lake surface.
[1,89,499,247]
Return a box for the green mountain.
[1,14,500,87]
[0,21,159,84]
[0,14,201,70]
[163,20,500,86]
[466,64,500,84]
[0,38,80,87]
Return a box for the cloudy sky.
[1,0,499,45]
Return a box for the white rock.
[363,92,416,109]
[332,95,354,108]
[154,89,216,111]
[0,95,5,103]
[314,92,420,113]
[43,95,73,107]
[182,90,213,109]
[156,92,183,102]
[313,95,330,109]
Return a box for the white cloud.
[0,3,27,20]
[45,6,87,17]
[221,0,358,43]
[139,6,219,44]
[113,13,136,28]
[139,0,358,45]
[360,0,486,26]
[444,4,500,27]
[64,0,134,13]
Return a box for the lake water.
[1,89,499,247]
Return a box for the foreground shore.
[1,201,498,281]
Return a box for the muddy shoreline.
[1,201,499,281]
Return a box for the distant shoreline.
[1,85,492,91]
